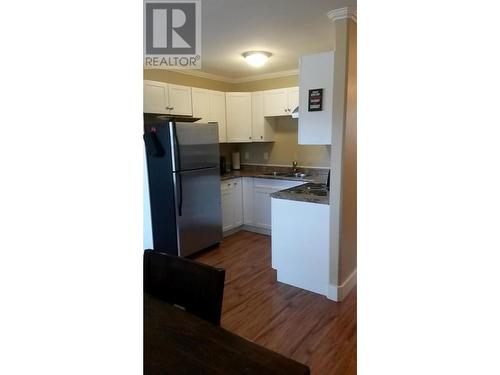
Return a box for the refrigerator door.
[170,122,219,171]
[173,166,222,257]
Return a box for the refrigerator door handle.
[178,173,183,217]
[173,172,183,217]
[169,122,181,172]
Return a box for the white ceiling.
[197,0,356,81]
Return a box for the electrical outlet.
[263,152,269,160]
[244,152,249,160]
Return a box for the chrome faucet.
[292,161,298,173]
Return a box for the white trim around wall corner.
[327,7,357,23]
[327,269,357,301]
[171,68,299,84]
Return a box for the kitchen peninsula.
[271,183,331,296]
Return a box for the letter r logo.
[146,1,196,54]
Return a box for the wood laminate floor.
[193,230,357,375]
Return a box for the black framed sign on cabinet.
[308,88,323,112]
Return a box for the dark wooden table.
[145,293,310,375]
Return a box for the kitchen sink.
[284,173,309,178]
[262,171,288,176]
[261,171,310,179]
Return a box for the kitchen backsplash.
[219,117,331,169]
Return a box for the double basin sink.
[261,171,309,179]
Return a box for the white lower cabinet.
[223,177,303,234]
[272,198,330,297]
[242,177,254,225]
[243,178,304,230]
[221,178,243,232]
[253,185,276,230]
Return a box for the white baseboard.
[222,225,271,238]
[327,269,357,302]
[242,225,271,236]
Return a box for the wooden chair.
[144,250,225,325]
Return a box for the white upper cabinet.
[144,81,192,116]
[226,92,252,143]
[263,87,299,116]
[208,90,227,143]
[167,84,192,116]
[288,87,299,112]
[252,91,275,142]
[298,51,334,145]
[144,80,169,114]
[192,88,227,142]
[191,88,210,122]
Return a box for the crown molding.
[172,69,235,83]
[173,68,299,84]
[327,7,357,23]
[231,69,299,83]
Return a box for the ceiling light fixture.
[242,51,272,68]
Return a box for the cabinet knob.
[284,108,288,112]
[249,136,252,139]
[260,136,263,139]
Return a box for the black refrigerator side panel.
[144,120,178,255]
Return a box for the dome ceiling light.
[242,51,272,68]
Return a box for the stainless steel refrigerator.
[143,117,222,257]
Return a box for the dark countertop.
[220,169,326,184]
[270,183,330,205]
[221,170,318,183]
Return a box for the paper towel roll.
[232,152,240,170]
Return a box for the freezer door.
[173,167,222,257]
[171,122,219,171]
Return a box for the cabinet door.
[144,80,169,114]
[252,91,275,142]
[287,87,299,112]
[263,89,288,116]
[221,182,234,232]
[253,184,276,230]
[252,179,304,230]
[226,92,252,143]
[231,179,243,227]
[168,84,193,116]
[251,92,264,141]
[242,177,254,225]
[209,90,227,143]
[191,88,210,122]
